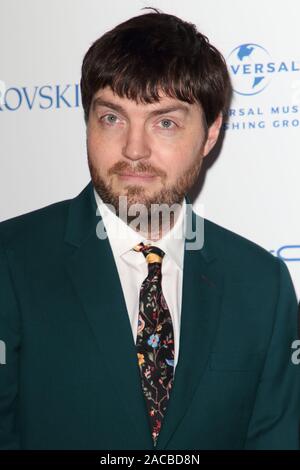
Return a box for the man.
[0,10,299,450]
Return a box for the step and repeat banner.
[1,0,300,297]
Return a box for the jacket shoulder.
[203,216,282,281]
[0,198,72,249]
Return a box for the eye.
[158,119,177,130]
[100,113,120,125]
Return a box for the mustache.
[108,161,167,178]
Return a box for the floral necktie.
[133,242,175,447]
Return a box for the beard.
[88,152,203,236]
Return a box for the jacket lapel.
[156,208,224,449]
[64,182,153,449]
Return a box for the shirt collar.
[93,188,186,270]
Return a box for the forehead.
[91,86,200,116]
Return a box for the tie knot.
[133,242,165,265]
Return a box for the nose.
[122,123,151,161]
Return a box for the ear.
[203,113,223,156]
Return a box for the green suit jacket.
[0,181,299,450]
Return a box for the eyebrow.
[92,97,190,117]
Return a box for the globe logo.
[228,44,272,96]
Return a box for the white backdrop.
[1,0,300,297]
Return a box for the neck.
[126,200,184,241]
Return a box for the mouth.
[116,172,157,182]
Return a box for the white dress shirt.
[94,188,186,371]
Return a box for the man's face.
[87,86,221,214]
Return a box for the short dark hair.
[80,8,232,127]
